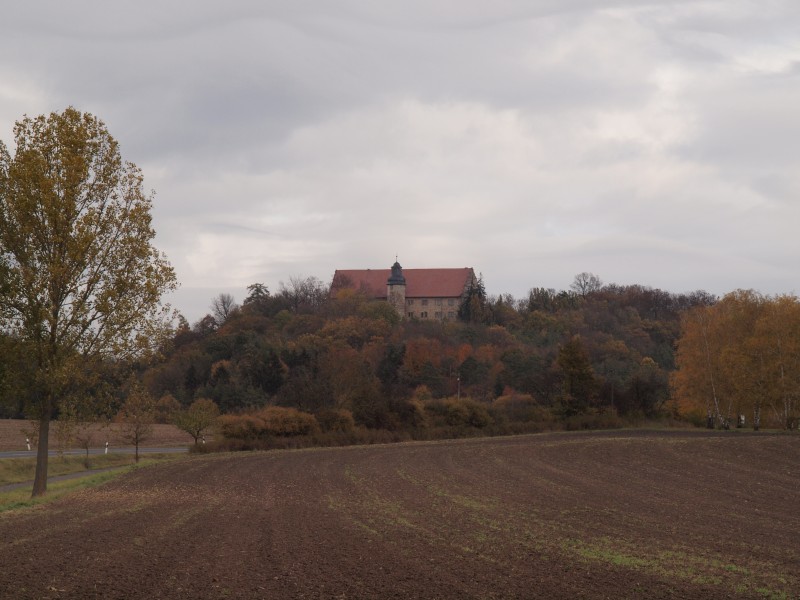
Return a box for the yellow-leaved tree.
[750,295,800,429]
[0,108,177,495]
[673,290,800,429]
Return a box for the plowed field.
[1,430,797,599]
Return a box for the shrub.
[255,406,319,436]
[412,385,433,402]
[207,425,411,452]
[316,408,356,433]
[393,399,428,429]
[562,410,623,431]
[425,397,492,429]
[491,393,555,425]
[218,407,320,440]
[217,414,264,440]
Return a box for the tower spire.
[386,259,406,316]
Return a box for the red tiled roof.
[332,268,474,299]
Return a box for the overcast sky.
[2,1,799,322]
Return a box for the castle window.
[447,311,455,319]
[420,311,428,318]
[408,312,414,318]
[448,298,455,306]
[421,299,428,306]
[436,298,443,305]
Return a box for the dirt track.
[0,430,798,599]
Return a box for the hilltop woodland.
[2,273,799,447]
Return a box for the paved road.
[0,446,189,459]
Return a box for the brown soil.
[0,430,797,599]
[0,419,194,451]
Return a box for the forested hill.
[139,277,717,430]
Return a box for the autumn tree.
[400,338,445,393]
[119,384,155,463]
[278,276,327,314]
[318,345,383,426]
[488,293,522,328]
[720,291,768,429]
[731,293,800,430]
[154,393,181,424]
[673,291,800,430]
[173,397,220,445]
[756,296,800,428]
[0,108,176,495]
[625,357,668,417]
[73,421,97,466]
[570,272,603,299]
[210,293,239,326]
[672,303,727,426]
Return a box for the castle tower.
[386,260,406,317]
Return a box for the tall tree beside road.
[0,107,176,495]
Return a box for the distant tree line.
[4,268,796,447]
[124,273,728,436]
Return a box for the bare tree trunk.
[32,414,50,497]
[700,318,723,427]
[753,402,761,432]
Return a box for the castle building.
[331,262,476,320]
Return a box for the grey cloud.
[681,75,800,170]
[2,1,800,322]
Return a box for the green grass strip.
[0,453,178,486]
[0,455,183,513]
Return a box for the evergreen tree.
[557,335,598,416]
[458,274,488,324]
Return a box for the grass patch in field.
[757,589,788,600]
[561,537,794,599]
[395,467,498,512]
[569,541,650,569]
[426,484,497,512]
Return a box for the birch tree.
[674,291,800,430]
